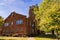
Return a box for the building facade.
[2,12,28,36]
[2,5,38,36]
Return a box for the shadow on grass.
[28,34,56,39]
[0,39,5,40]
[0,39,16,40]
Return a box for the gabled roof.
[5,11,26,20]
[11,11,26,17]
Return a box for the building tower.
[28,4,39,34]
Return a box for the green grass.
[35,37,56,40]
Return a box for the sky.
[0,0,43,19]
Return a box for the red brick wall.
[28,6,36,34]
[0,27,2,35]
[2,12,28,36]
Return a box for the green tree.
[34,0,60,35]
[0,16,4,27]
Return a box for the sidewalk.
[0,36,57,40]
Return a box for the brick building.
[2,12,28,36]
[0,27,2,35]
[2,5,38,36]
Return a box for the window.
[32,13,35,16]
[11,14,13,17]
[25,20,28,25]
[4,23,9,27]
[16,28,19,32]
[6,30,9,33]
[16,20,23,25]
[3,30,5,33]
[20,27,23,31]
[11,22,13,25]
[32,24,35,28]
[9,30,13,33]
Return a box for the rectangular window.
[32,13,35,16]
[16,20,23,25]
[20,27,23,31]
[3,30,5,33]
[4,23,9,27]
[16,28,19,32]
[11,22,13,25]
[32,24,35,27]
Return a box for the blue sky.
[0,0,43,19]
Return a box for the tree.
[34,0,60,35]
[0,16,4,27]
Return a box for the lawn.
[35,37,56,40]
[0,36,57,40]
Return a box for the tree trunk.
[51,30,55,35]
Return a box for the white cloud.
[0,0,16,6]
[0,10,5,17]
[0,10,9,19]
[0,10,5,14]
[0,2,5,6]
[3,0,15,3]
[18,1,25,5]
[0,0,28,19]
[4,0,16,4]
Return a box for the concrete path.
[27,37,35,40]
